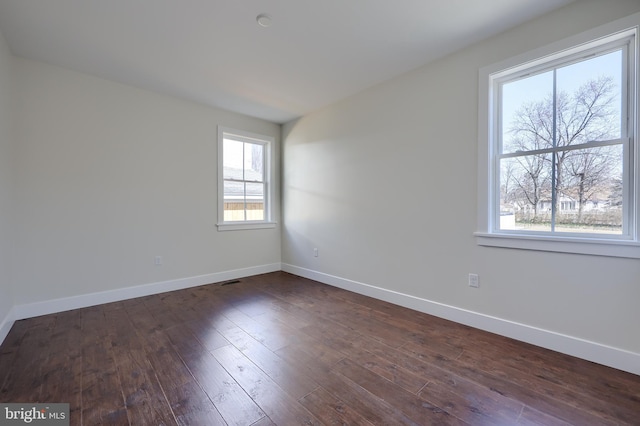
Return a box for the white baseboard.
[13,263,281,321]
[282,263,640,376]
[0,306,16,346]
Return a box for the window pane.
[556,50,622,145]
[223,180,244,199]
[245,182,265,221]
[556,145,623,234]
[499,154,552,232]
[501,49,623,155]
[223,139,244,180]
[223,180,245,221]
[244,143,264,182]
[501,71,553,154]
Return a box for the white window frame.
[217,126,276,231]
[476,13,640,258]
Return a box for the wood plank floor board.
[81,365,129,425]
[163,323,209,358]
[122,300,165,337]
[487,344,640,406]
[297,322,360,357]
[81,406,130,426]
[40,358,82,425]
[212,323,320,400]
[113,348,177,426]
[212,344,322,425]
[140,331,195,392]
[344,345,429,394]
[82,368,124,406]
[0,352,17,399]
[250,415,276,426]
[516,406,574,426]
[0,319,29,354]
[80,305,110,343]
[356,335,459,375]
[332,357,466,425]
[183,317,231,352]
[221,306,300,352]
[297,322,433,394]
[417,378,525,425]
[0,271,638,425]
[253,299,318,330]
[283,339,346,370]
[0,319,54,402]
[142,297,185,332]
[275,343,423,426]
[400,336,622,425]
[298,386,375,426]
[453,347,635,424]
[0,320,30,396]
[444,358,608,426]
[281,293,412,349]
[165,381,226,426]
[172,343,265,425]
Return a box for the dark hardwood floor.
[1,271,639,425]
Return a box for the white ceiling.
[0,0,574,124]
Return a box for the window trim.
[476,13,640,258]
[217,126,276,231]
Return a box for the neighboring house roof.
[223,167,264,199]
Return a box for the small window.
[217,127,275,231]
[477,15,640,258]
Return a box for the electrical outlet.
[468,273,479,288]
[155,256,162,266]
[313,248,318,257]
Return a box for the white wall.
[0,28,14,335]
[11,57,281,307]
[282,0,640,370]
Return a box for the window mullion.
[243,181,247,221]
[242,142,247,221]
[500,138,627,159]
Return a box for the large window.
[217,127,275,231]
[477,15,640,258]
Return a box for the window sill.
[217,221,277,231]
[474,232,640,259]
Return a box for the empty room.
[1,0,640,425]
